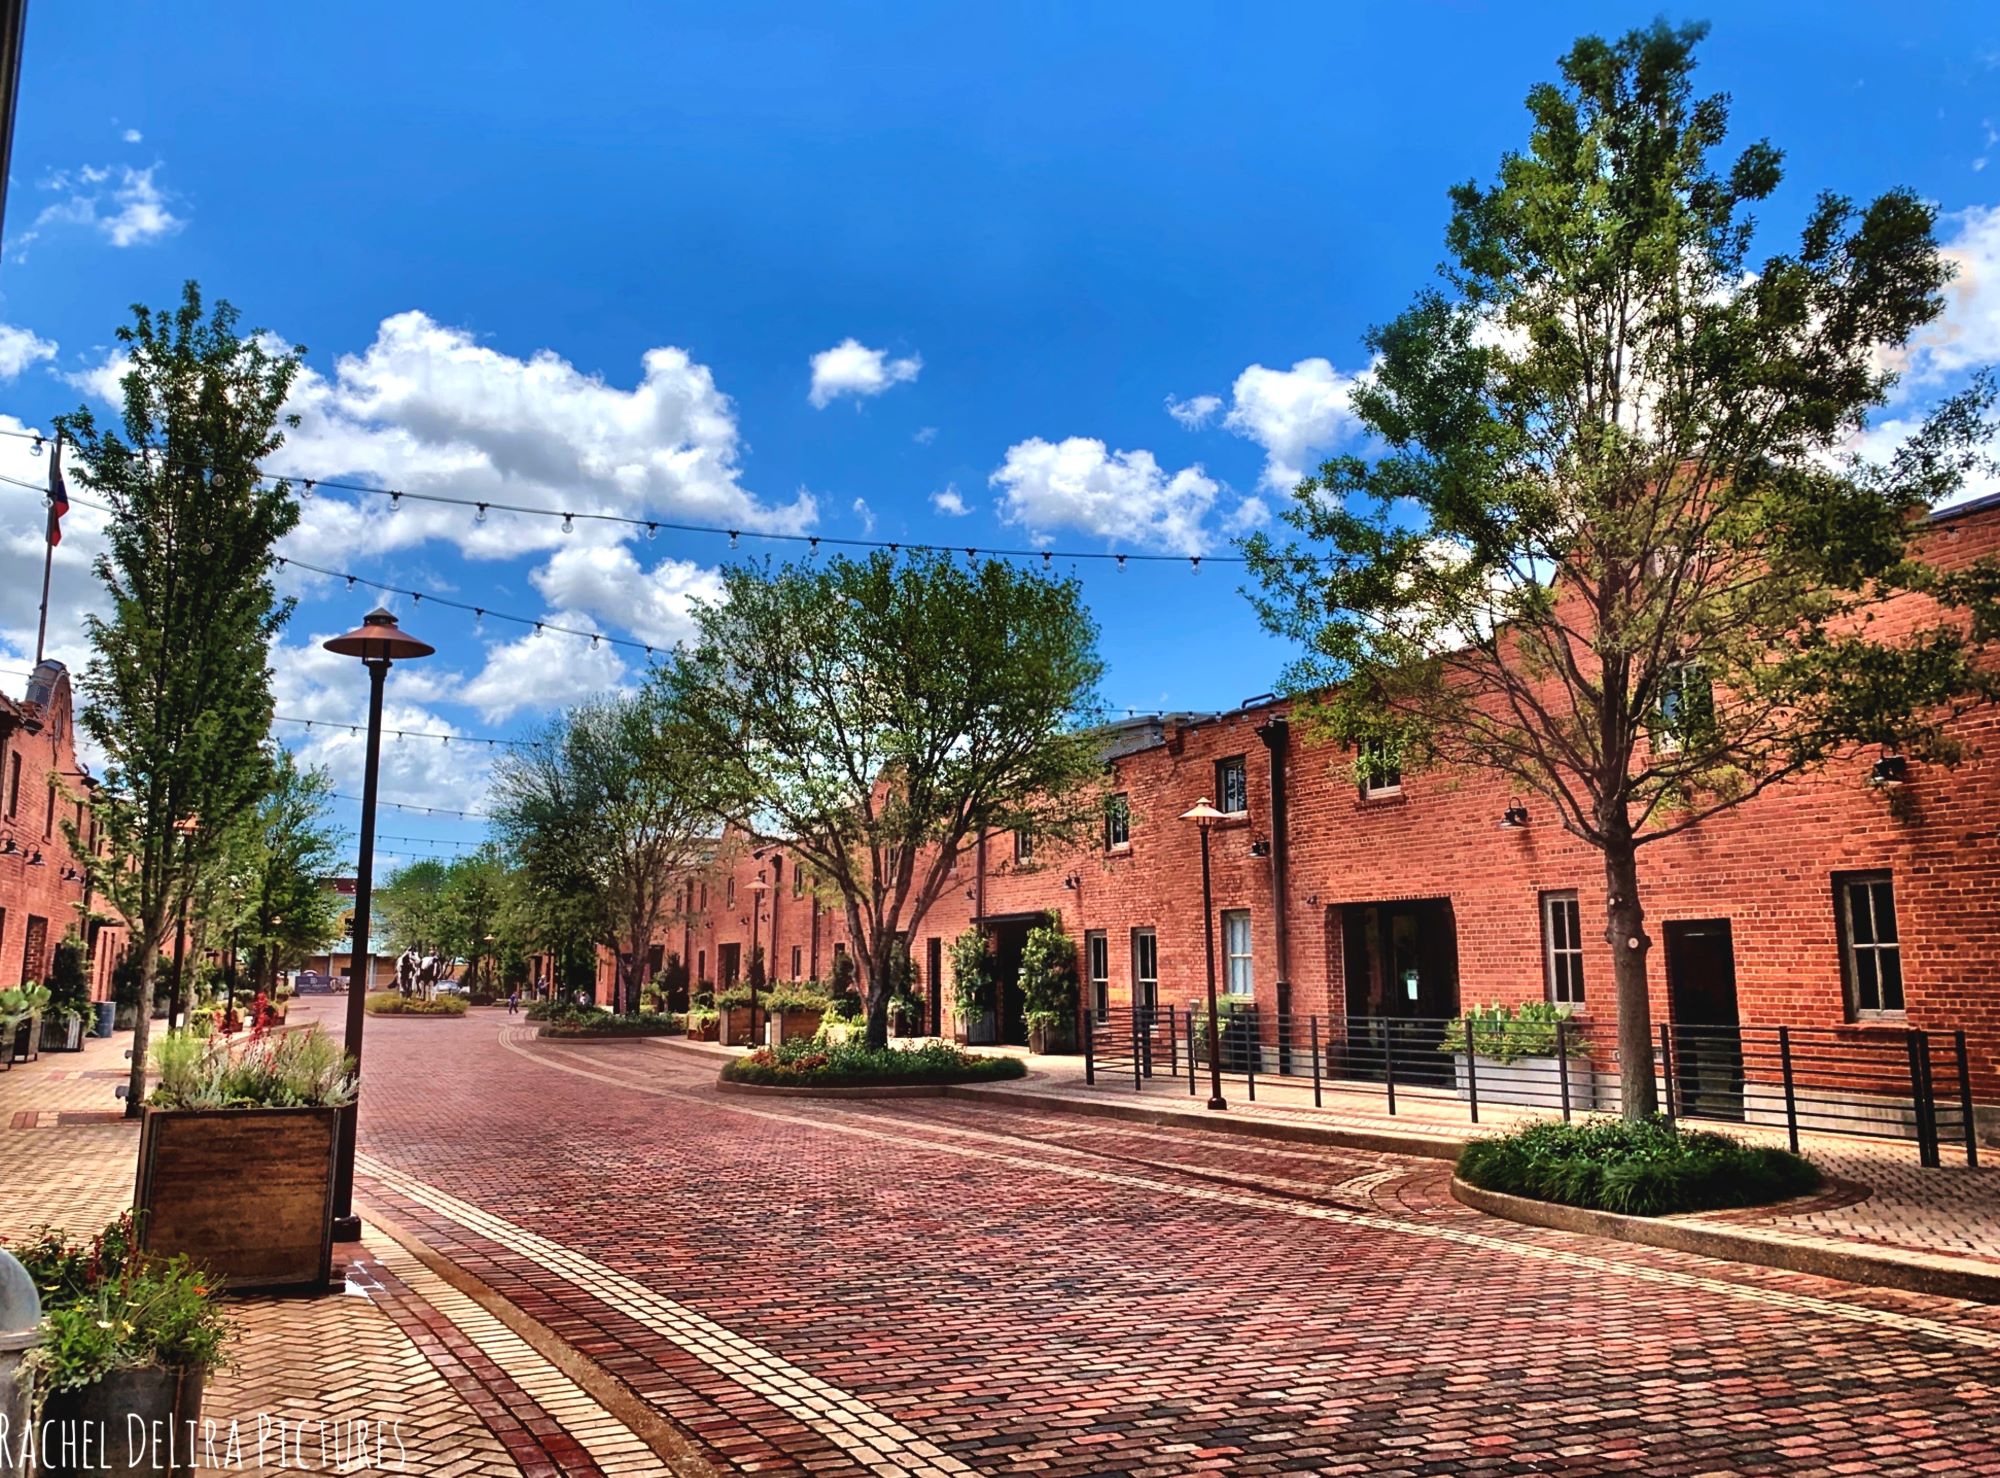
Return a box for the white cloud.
[1223,496,1270,535]
[808,338,921,408]
[21,163,183,252]
[851,497,876,534]
[528,544,723,653]
[1906,203,2000,384]
[0,325,56,380]
[121,128,143,144]
[1222,358,1367,493]
[59,311,817,569]
[990,437,1222,555]
[930,485,969,517]
[1165,393,1222,430]
[913,426,938,445]
[459,620,627,723]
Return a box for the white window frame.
[1838,872,1905,1019]
[1359,739,1401,798]
[1014,829,1035,864]
[1085,930,1109,1020]
[1104,794,1131,850]
[1222,909,1253,996]
[1216,756,1249,815]
[1131,928,1158,1011]
[1541,891,1585,1006]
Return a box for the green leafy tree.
[238,752,344,995]
[1247,23,1999,1116]
[663,552,1106,1048]
[64,283,304,1113]
[377,858,452,959]
[492,691,721,1014]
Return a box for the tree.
[491,691,721,1015]
[64,283,304,1114]
[237,752,344,996]
[1248,23,1999,1117]
[662,551,1107,1049]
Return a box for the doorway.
[1339,899,1459,1086]
[982,915,1035,1047]
[1664,919,1742,1120]
[926,937,943,1038]
[717,942,741,990]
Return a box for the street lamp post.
[323,607,434,1244]
[1180,797,1227,1111]
[749,871,769,1031]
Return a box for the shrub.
[761,986,831,1015]
[948,926,992,1020]
[721,1035,1028,1089]
[364,991,467,1016]
[537,1004,681,1037]
[685,1005,719,1034]
[1456,1116,1820,1217]
[46,936,92,1026]
[1018,914,1075,1032]
[149,1025,355,1110]
[12,1213,232,1392]
[1438,1001,1587,1064]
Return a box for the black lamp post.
[322,607,434,1243]
[749,871,769,1031]
[1180,796,1227,1111]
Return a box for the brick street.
[340,1006,2000,1476]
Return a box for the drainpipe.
[1257,717,1294,1070]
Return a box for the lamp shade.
[1179,797,1226,824]
[323,607,435,663]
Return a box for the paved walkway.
[0,1015,684,1478]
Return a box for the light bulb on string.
[1116,555,1127,574]
[302,479,315,500]
[390,491,402,510]
[561,513,574,533]
[728,531,739,550]
[647,523,658,541]
[475,503,488,524]
[29,435,43,457]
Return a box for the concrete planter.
[135,1104,340,1291]
[1450,1052,1602,1112]
[38,1364,206,1477]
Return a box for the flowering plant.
[8,1213,233,1392]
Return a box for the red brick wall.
[0,661,127,1000]
[655,500,2000,1092]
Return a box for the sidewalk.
[957,1047,2000,1291]
[0,1018,687,1478]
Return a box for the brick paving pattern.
[339,1008,2000,1476]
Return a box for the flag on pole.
[45,435,67,546]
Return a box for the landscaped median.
[535,1004,683,1039]
[719,1036,1027,1095]
[365,990,468,1017]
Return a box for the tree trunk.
[124,940,160,1120]
[1603,835,1657,1119]
[863,959,893,1050]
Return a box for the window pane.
[1870,882,1899,944]
[1878,948,1905,1012]
[1847,883,1876,945]
[1855,950,1880,1012]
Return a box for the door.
[718,942,741,990]
[1664,919,1742,1120]
[926,937,942,1035]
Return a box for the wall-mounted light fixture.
[1305,893,1320,908]
[1499,803,1530,830]
[1248,839,1272,858]
[1870,755,1909,789]
[27,849,45,867]
[0,837,16,856]
[1062,873,1080,890]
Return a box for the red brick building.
[643,497,2000,1119]
[0,660,126,1003]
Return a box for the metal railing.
[1081,1006,1981,1167]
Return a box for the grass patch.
[364,991,468,1017]
[537,1006,681,1037]
[721,1037,1027,1089]
[1456,1115,1820,1217]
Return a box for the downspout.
[1257,717,1294,1071]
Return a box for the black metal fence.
[1082,1006,1981,1167]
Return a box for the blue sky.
[1,2,1997,865]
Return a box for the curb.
[535,1029,682,1042]
[1449,1175,2000,1304]
[716,1078,953,1099]
[943,1083,1469,1162]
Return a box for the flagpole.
[34,431,58,665]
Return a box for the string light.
[561,512,573,533]
[475,502,488,524]
[271,714,527,747]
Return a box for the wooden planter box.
[686,1018,718,1042]
[770,1008,824,1046]
[135,1104,340,1291]
[41,1012,86,1052]
[718,1005,764,1046]
[1029,1020,1077,1055]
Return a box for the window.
[697,949,706,983]
[791,945,803,980]
[45,780,56,839]
[1131,929,1158,1011]
[1103,794,1130,850]
[726,877,736,908]
[1358,739,1401,798]
[1838,872,1905,1017]
[792,866,804,898]
[1541,892,1585,1005]
[1222,910,1253,996]
[699,881,707,910]
[1014,830,1035,864]
[1085,930,1109,1020]
[4,750,18,817]
[1654,663,1714,755]
[1216,756,1248,815]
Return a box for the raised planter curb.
[716,1078,952,1099]
[944,1083,1469,1162]
[536,1028,681,1041]
[1450,1175,2000,1304]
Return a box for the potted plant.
[885,941,924,1036]
[135,1025,355,1291]
[1438,1001,1595,1109]
[685,1006,719,1042]
[1,982,49,1069]
[16,1212,232,1478]
[715,985,762,1046]
[761,986,831,1045]
[40,936,92,1052]
[948,927,997,1046]
[1019,913,1078,1054]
